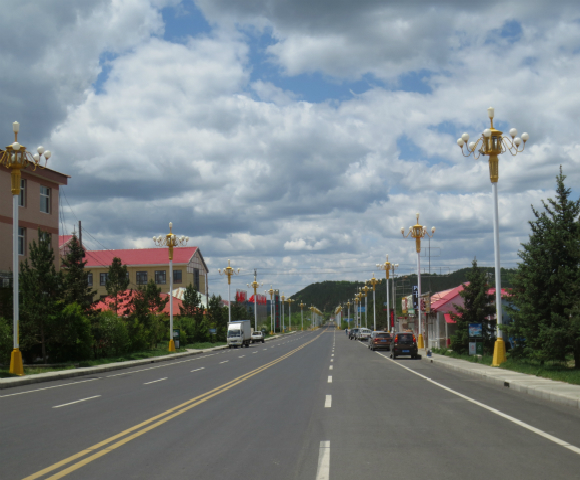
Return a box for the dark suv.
[349,328,359,340]
[391,332,419,359]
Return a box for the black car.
[391,332,419,359]
[349,328,359,340]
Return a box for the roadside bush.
[0,317,12,365]
[93,310,130,358]
[49,303,93,362]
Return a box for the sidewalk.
[0,332,291,390]
[424,350,580,410]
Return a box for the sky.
[2,0,580,304]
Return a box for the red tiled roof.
[430,284,467,312]
[444,313,456,324]
[59,235,73,248]
[84,247,198,268]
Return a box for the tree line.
[0,235,247,365]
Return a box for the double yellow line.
[24,332,322,480]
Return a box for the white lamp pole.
[218,259,240,324]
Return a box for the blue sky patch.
[161,0,211,44]
[93,52,118,95]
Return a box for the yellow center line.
[23,332,323,480]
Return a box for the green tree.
[506,168,580,366]
[179,284,200,318]
[92,310,130,358]
[49,302,93,362]
[19,229,63,363]
[0,317,12,365]
[450,258,496,354]
[207,295,227,341]
[106,257,129,314]
[61,235,96,313]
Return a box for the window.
[194,268,200,291]
[100,273,108,286]
[19,179,26,207]
[87,273,93,287]
[136,271,148,285]
[173,269,182,284]
[40,185,50,213]
[39,231,51,244]
[18,227,25,256]
[155,270,166,285]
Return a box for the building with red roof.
[84,246,208,301]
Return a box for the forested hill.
[290,267,516,314]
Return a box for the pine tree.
[507,167,580,366]
[106,257,129,314]
[450,258,496,354]
[61,234,96,313]
[207,294,227,341]
[179,283,200,318]
[20,229,63,363]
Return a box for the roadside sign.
[412,286,418,309]
[469,323,483,338]
[209,328,216,334]
[173,329,180,349]
[469,342,476,355]
[383,302,388,306]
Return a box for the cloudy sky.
[2,0,579,302]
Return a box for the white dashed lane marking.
[327,376,332,383]
[53,395,101,409]
[325,395,332,408]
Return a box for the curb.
[0,333,289,390]
[424,352,580,410]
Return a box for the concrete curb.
[0,333,290,390]
[424,351,580,410]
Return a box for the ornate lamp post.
[266,287,274,333]
[287,298,295,331]
[377,255,393,332]
[153,223,189,352]
[280,292,286,332]
[218,259,239,324]
[2,121,51,375]
[390,263,399,331]
[346,300,351,330]
[367,274,381,331]
[457,107,528,366]
[247,269,263,333]
[361,285,370,328]
[401,213,435,350]
[354,295,360,328]
[299,301,306,330]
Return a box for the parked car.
[368,331,392,351]
[349,328,359,340]
[391,332,419,359]
[356,328,372,341]
[251,331,265,343]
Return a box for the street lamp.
[401,213,435,350]
[299,301,306,330]
[218,259,240,324]
[346,300,351,330]
[377,255,392,332]
[280,292,285,333]
[267,286,275,333]
[153,222,189,352]
[367,274,381,332]
[247,269,263,333]
[457,107,528,366]
[354,295,360,328]
[287,298,295,331]
[361,285,370,328]
[390,263,399,331]
[2,121,51,375]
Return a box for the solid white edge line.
[190,367,205,373]
[325,395,332,408]
[316,440,330,480]
[143,377,167,385]
[1,378,99,398]
[53,395,101,408]
[375,351,580,456]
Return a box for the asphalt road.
[1,324,580,480]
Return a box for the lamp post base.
[168,340,176,352]
[417,334,425,350]
[492,338,507,366]
[9,349,24,376]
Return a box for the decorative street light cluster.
[218,259,240,324]
[401,214,435,349]
[2,121,51,375]
[366,274,381,332]
[377,255,398,333]
[457,107,529,366]
[247,269,263,334]
[299,301,306,331]
[153,223,189,352]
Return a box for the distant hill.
[290,267,516,318]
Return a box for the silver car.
[356,328,372,341]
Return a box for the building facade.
[83,246,208,300]
[0,163,69,282]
